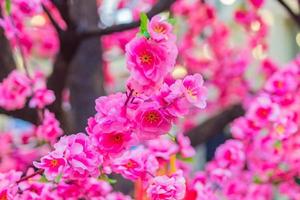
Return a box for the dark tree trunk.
[0,10,15,80]
[68,0,105,132]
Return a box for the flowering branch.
[124,89,134,106]
[80,0,177,38]
[16,169,44,184]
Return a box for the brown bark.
[0,10,15,80]
[187,104,245,147]
[68,0,105,132]
[276,0,300,27]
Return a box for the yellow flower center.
[154,25,166,33]
[145,111,161,124]
[275,124,285,135]
[140,52,153,64]
[126,160,138,169]
[50,159,58,167]
[187,89,197,100]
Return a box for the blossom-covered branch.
[80,0,177,38]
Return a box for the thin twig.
[277,0,300,27]
[42,4,63,33]
[9,16,44,123]
[124,89,134,106]
[50,0,73,27]
[16,169,44,184]
[9,16,30,78]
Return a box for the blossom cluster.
[0,0,59,57]
[0,70,54,110]
[183,56,300,199]
[0,15,207,200]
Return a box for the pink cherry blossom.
[54,133,101,179]
[88,117,133,157]
[112,147,158,181]
[215,139,245,170]
[2,6,299,199]
[36,109,63,143]
[155,83,189,118]
[146,136,178,160]
[134,101,172,140]
[177,132,195,158]
[180,74,207,109]
[246,95,280,125]
[29,88,55,109]
[0,170,22,200]
[14,0,42,16]
[271,115,298,139]
[148,15,173,41]
[33,152,66,181]
[147,172,186,200]
[265,71,298,96]
[93,93,128,131]
[126,37,177,92]
[0,70,31,110]
[248,0,264,9]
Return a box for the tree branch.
[42,4,63,34]
[50,0,75,28]
[0,107,38,124]
[80,0,177,38]
[187,104,245,147]
[277,0,300,27]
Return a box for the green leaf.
[55,173,63,183]
[168,18,176,25]
[39,174,49,183]
[273,140,282,149]
[139,12,150,38]
[253,175,262,184]
[99,174,117,184]
[177,154,194,163]
[5,0,11,14]
[294,177,300,185]
[107,177,117,184]
[167,133,176,142]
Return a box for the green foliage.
[273,140,282,149]
[177,154,194,163]
[55,173,63,183]
[39,175,49,183]
[253,175,262,184]
[294,176,300,185]
[140,13,150,38]
[5,0,11,14]
[99,174,117,184]
[168,18,176,25]
[167,133,176,142]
